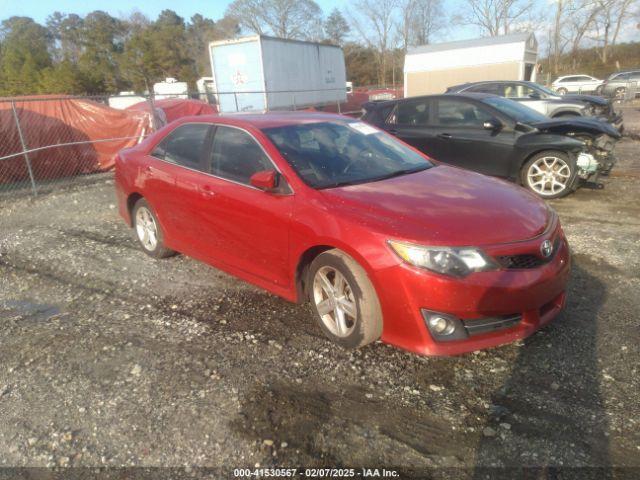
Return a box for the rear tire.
[132,198,175,258]
[308,249,383,349]
[521,151,576,199]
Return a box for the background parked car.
[552,75,603,94]
[473,95,620,176]
[362,93,599,198]
[599,69,640,98]
[446,80,622,131]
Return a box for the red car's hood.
[319,165,550,246]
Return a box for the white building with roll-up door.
[404,32,538,97]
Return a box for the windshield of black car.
[261,121,432,189]
[482,97,548,124]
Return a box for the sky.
[0,0,635,49]
[0,0,344,24]
[0,0,471,40]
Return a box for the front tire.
[556,87,568,95]
[132,198,175,258]
[521,151,576,199]
[614,87,626,99]
[308,249,383,349]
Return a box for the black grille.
[462,314,522,336]
[498,254,546,269]
[497,237,562,270]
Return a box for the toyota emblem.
[540,240,553,258]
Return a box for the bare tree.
[566,1,600,57]
[590,0,635,63]
[225,0,323,40]
[398,0,414,50]
[550,0,565,72]
[347,0,399,85]
[412,0,445,45]
[549,0,599,72]
[398,0,444,49]
[457,0,535,36]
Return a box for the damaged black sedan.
[362,93,620,198]
[479,95,620,176]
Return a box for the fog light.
[428,316,456,336]
[421,310,468,342]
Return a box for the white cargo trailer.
[153,77,189,100]
[209,35,346,113]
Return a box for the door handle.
[199,185,216,197]
[437,133,452,140]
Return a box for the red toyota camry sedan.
[115,112,570,356]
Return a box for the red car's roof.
[179,111,350,129]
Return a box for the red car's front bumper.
[375,229,571,356]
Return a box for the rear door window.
[468,83,504,95]
[504,84,534,98]
[151,124,211,171]
[433,99,493,127]
[394,100,430,126]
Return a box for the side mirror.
[528,92,541,99]
[483,118,502,131]
[249,170,278,191]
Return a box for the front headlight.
[388,240,498,277]
[576,152,599,173]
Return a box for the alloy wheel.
[527,156,571,197]
[312,266,357,338]
[135,206,158,251]
[615,87,626,99]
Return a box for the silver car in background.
[552,75,603,94]
[599,70,640,99]
[446,80,623,131]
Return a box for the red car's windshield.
[262,120,432,189]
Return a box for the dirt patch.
[0,141,639,475]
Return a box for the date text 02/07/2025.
[232,467,400,478]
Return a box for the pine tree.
[324,8,350,46]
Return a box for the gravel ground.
[0,137,639,478]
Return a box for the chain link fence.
[622,81,638,103]
[0,94,156,198]
[0,88,356,198]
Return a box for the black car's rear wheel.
[521,151,576,199]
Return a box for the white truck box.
[209,35,346,113]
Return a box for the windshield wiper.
[319,165,431,189]
[370,165,431,182]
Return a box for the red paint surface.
[116,112,570,356]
